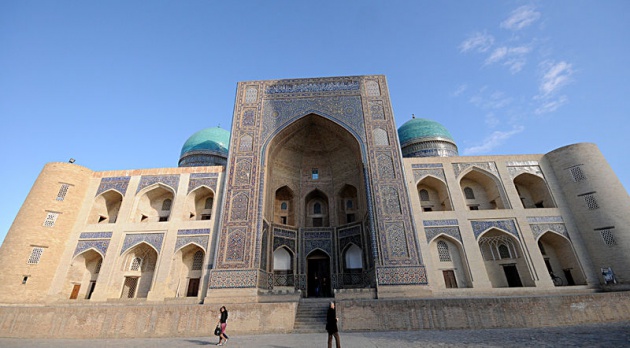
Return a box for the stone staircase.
[293,298,331,333]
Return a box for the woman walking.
[216,306,229,345]
[326,302,341,348]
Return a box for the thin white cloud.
[485,112,500,128]
[501,5,541,30]
[538,60,574,97]
[452,84,468,97]
[459,32,494,53]
[470,89,513,110]
[463,126,525,155]
[485,45,532,73]
[535,95,568,114]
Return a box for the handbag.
[214,325,222,336]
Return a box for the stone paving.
[1,321,628,347]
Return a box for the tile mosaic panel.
[413,168,446,183]
[79,232,112,239]
[304,239,332,256]
[507,165,544,180]
[373,128,389,146]
[187,177,218,194]
[229,192,249,221]
[273,227,297,238]
[338,225,361,238]
[377,153,395,179]
[381,186,402,215]
[423,219,459,227]
[174,235,209,252]
[369,100,385,119]
[453,162,499,179]
[530,223,569,240]
[273,237,296,253]
[209,269,257,288]
[303,230,332,239]
[190,173,219,179]
[265,80,360,94]
[244,86,258,103]
[471,220,519,239]
[239,135,254,152]
[241,109,256,127]
[425,227,462,244]
[234,158,253,186]
[177,228,211,235]
[411,163,443,169]
[376,266,428,285]
[225,228,246,262]
[385,222,409,258]
[526,216,564,223]
[365,80,381,96]
[73,240,110,257]
[96,176,130,196]
[136,175,180,193]
[120,233,164,255]
[340,235,362,252]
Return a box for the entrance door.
[503,265,523,287]
[563,269,576,286]
[187,278,200,297]
[442,270,458,288]
[307,250,331,298]
[69,284,81,299]
[122,277,139,298]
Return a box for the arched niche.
[273,246,295,287]
[417,176,452,211]
[133,184,175,223]
[305,189,329,227]
[537,231,585,286]
[513,173,556,209]
[428,235,470,288]
[477,229,533,288]
[170,244,205,297]
[274,186,295,226]
[118,242,158,298]
[65,249,103,300]
[337,184,359,225]
[88,190,123,224]
[460,168,509,210]
[185,186,215,221]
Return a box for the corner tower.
[208,76,427,301]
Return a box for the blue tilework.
[120,233,164,255]
[273,227,297,238]
[423,219,459,227]
[411,163,443,169]
[471,220,518,239]
[96,177,130,196]
[209,269,258,288]
[273,237,296,254]
[376,266,428,285]
[177,228,211,235]
[413,168,446,183]
[530,223,569,240]
[425,227,462,244]
[174,235,209,252]
[526,216,564,223]
[338,225,361,238]
[136,175,180,194]
[265,80,360,94]
[79,232,112,239]
[453,162,499,179]
[74,240,110,257]
[187,178,218,194]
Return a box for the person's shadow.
[184,339,215,345]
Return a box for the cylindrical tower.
[544,143,630,284]
[0,162,92,303]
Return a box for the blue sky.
[1,1,629,245]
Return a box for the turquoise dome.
[398,118,454,146]
[180,127,230,157]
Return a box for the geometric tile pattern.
[79,232,113,239]
[187,173,218,194]
[174,235,209,252]
[411,163,443,169]
[526,216,564,223]
[530,223,569,240]
[373,128,389,146]
[413,168,446,183]
[377,153,395,179]
[209,269,258,288]
[369,100,385,119]
[471,219,519,239]
[96,176,130,196]
[73,240,110,257]
[226,228,246,262]
[136,175,180,193]
[425,226,462,244]
[507,164,544,180]
[376,266,428,285]
[453,162,499,179]
[177,228,211,235]
[120,233,164,255]
[365,80,380,96]
[265,80,360,95]
[423,219,459,227]
[385,222,408,258]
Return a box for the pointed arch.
[417,175,452,211]
[185,185,215,221]
[459,167,509,210]
[133,183,176,223]
[513,172,556,208]
[88,189,123,224]
[537,230,586,286]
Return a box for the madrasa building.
[1,75,629,336]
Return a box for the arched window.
[419,189,430,201]
[313,202,322,214]
[280,202,288,210]
[464,187,475,200]
[346,200,353,209]
[498,244,511,259]
[162,199,172,211]
[204,197,213,210]
[192,250,204,271]
[273,248,292,270]
[130,257,142,271]
[437,240,451,262]
[344,244,363,270]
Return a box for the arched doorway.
[307,249,331,298]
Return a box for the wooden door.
[187,278,200,297]
[69,284,81,299]
[442,270,458,288]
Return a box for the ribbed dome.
[397,117,458,158]
[179,127,231,167]
[398,118,455,147]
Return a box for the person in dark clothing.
[326,301,341,348]
[216,306,229,346]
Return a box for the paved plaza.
[1,321,629,348]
